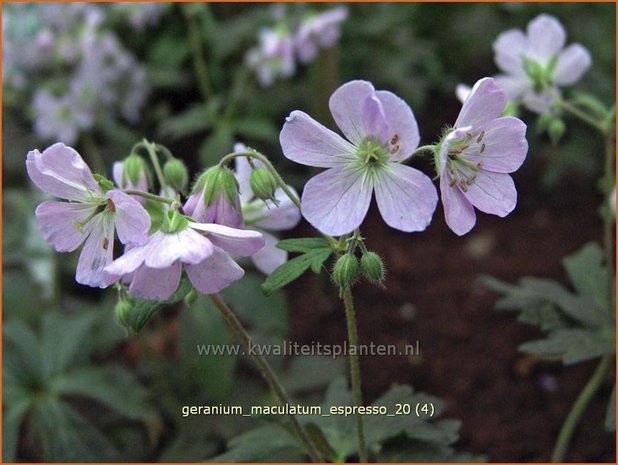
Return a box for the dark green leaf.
[158,103,216,139]
[562,242,610,312]
[233,118,279,143]
[276,237,332,253]
[209,424,301,462]
[2,399,31,462]
[606,385,615,431]
[520,328,615,364]
[261,247,332,296]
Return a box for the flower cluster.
[26,143,265,300]
[246,6,348,87]
[281,79,528,237]
[4,3,163,144]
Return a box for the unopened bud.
[548,118,566,146]
[360,251,385,284]
[333,253,359,289]
[124,153,148,186]
[163,158,189,193]
[114,297,134,332]
[250,167,277,200]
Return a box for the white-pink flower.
[493,14,592,113]
[26,143,151,287]
[438,78,528,236]
[280,80,437,236]
[103,220,264,300]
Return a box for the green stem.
[218,150,302,210]
[342,287,368,462]
[141,139,168,192]
[182,4,213,101]
[208,294,323,463]
[123,190,175,204]
[551,356,613,462]
[557,99,606,133]
[411,144,436,158]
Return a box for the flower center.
[446,131,485,192]
[356,137,389,170]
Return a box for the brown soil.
[288,176,616,462]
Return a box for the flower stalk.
[208,293,323,463]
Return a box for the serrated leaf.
[276,237,332,254]
[3,319,45,389]
[520,328,615,364]
[261,248,332,296]
[606,385,615,431]
[209,424,301,462]
[562,242,610,312]
[2,399,31,462]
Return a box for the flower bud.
[548,118,566,146]
[333,253,359,289]
[163,158,189,193]
[250,167,277,200]
[194,166,239,207]
[124,153,149,186]
[360,251,385,284]
[114,297,134,331]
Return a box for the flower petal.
[440,174,476,236]
[527,14,566,60]
[26,143,100,202]
[103,240,151,285]
[375,90,420,161]
[251,229,287,275]
[280,110,356,168]
[361,94,390,142]
[129,262,182,300]
[493,29,528,75]
[184,190,243,228]
[189,223,265,257]
[75,213,115,288]
[300,166,372,236]
[145,228,214,269]
[462,116,528,173]
[464,171,517,217]
[35,200,95,252]
[493,75,531,101]
[185,246,245,294]
[374,163,437,233]
[455,78,506,129]
[329,80,377,145]
[553,43,592,86]
[107,190,151,246]
[253,187,301,231]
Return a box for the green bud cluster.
[114,297,134,332]
[333,253,359,289]
[124,153,149,186]
[360,251,385,285]
[163,158,189,192]
[193,166,240,207]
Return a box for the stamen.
[480,143,486,154]
[390,145,400,154]
[476,131,485,143]
[102,238,109,250]
[107,198,116,212]
[390,134,399,145]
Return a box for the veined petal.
[103,240,150,285]
[280,110,356,168]
[129,262,182,300]
[440,174,476,236]
[26,143,100,202]
[455,78,506,129]
[374,164,437,232]
[186,246,245,294]
[553,43,592,86]
[462,116,528,173]
[300,166,372,236]
[375,90,420,161]
[527,14,566,60]
[253,187,301,231]
[145,228,214,269]
[75,213,115,288]
[329,80,376,145]
[251,229,287,275]
[107,190,151,246]
[35,200,95,252]
[522,88,558,114]
[361,94,390,143]
[463,171,517,217]
[493,29,528,75]
[189,223,265,257]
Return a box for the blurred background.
[3,2,615,462]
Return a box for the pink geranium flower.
[280,80,437,236]
[26,143,151,287]
[103,220,265,300]
[438,78,528,235]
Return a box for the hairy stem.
[208,294,323,462]
[557,99,606,133]
[342,287,368,462]
[551,356,613,462]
